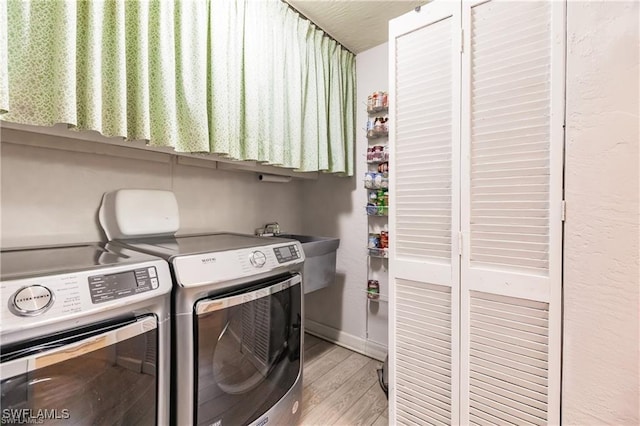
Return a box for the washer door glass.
[0,316,158,426]
[195,275,302,426]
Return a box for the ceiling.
[285,0,428,54]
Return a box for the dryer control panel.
[1,260,172,332]
[88,266,159,304]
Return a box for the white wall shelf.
[366,129,389,139]
[366,206,388,216]
[368,248,388,258]
[366,106,389,114]
[365,90,390,330]
[0,121,319,180]
[365,289,389,302]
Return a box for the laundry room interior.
[0,1,638,426]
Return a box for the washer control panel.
[173,241,305,287]
[273,244,301,264]
[88,267,159,304]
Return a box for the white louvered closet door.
[389,2,461,425]
[460,1,564,425]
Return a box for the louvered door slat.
[469,393,546,426]
[473,55,548,82]
[470,1,547,26]
[471,311,548,335]
[470,371,548,403]
[396,413,421,426]
[398,373,453,407]
[471,306,548,327]
[471,327,548,355]
[470,377,547,410]
[398,392,452,423]
[397,277,454,295]
[398,345,452,371]
[472,99,548,120]
[471,336,548,363]
[397,401,449,426]
[400,93,452,108]
[397,319,451,345]
[397,300,452,320]
[398,366,451,395]
[398,310,451,331]
[471,350,548,380]
[397,338,452,364]
[397,115,445,130]
[398,359,452,387]
[472,386,547,419]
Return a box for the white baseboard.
[305,319,388,362]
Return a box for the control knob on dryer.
[10,285,54,316]
[249,250,267,268]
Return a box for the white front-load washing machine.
[112,233,305,426]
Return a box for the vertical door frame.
[547,1,567,421]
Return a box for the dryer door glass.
[0,315,158,426]
[195,274,302,426]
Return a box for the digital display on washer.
[274,245,300,263]
[88,267,159,304]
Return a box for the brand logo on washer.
[15,294,51,303]
[201,257,217,264]
[256,417,269,426]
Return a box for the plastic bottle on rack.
[367,280,380,300]
[380,223,389,249]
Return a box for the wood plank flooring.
[300,334,388,426]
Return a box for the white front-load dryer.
[0,243,172,425]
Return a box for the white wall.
[0,128,304,248]
[563,2,639,424]
[301,42,388,360]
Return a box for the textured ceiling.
[285,0,428,54]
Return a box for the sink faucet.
[256,222,280,236]
[264,222,280,235]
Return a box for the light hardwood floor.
[300,333,388,426]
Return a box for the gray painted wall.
[301,42,389,358]
[0,132,304,248]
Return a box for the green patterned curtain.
[0,0,355,175]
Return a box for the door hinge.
[460,28,464,53]
[458,232,463,255]
[561,200,567,222]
